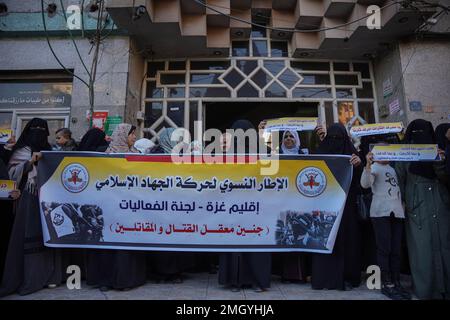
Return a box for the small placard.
[0,180,16,199]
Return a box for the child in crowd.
[361,143,411,300]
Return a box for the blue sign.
[409,101,422,111]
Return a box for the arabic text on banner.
[38,153,353,253]
[370,144,439,161]
[349,123,404,138]
[263,117,318,132]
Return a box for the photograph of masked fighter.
[42,202,104,244]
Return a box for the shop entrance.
[205,101,321,152]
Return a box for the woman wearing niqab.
[311,123,364,290]
[77,128,109,152]
[0,118,62,296]
[218,119,272,292]
[395,119,450,299]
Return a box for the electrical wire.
[191,0,403,33]
[40,0,90,87]
[57,0,91,75]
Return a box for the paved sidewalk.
[1,272,414,300]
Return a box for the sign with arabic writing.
[38,152,353,253]
[263,117,319,132]
[0,83,72,109]
[370,144,440,161]
[349,122,404,138]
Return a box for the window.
[271,41,288,57]
[291,61,330,71]
[190,61,230,70]
[147,62,165,77]
[167,102,184,127]
[334,74,359,86]
[144,102,163,127]
[359,102,375,123]
[232,41,249,57]
[146,81,163,98]
[293,88,332,98]
[190,73,221,85]
[251,25,266,38]
[160,74,185,85]
[252,40,268,57]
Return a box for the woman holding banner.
[149,127,196,283]
[311,123,363,291]
[258,123,311,283]
[218,119,272,293]
[77,128,109,152]
[280,130,305,155]
[395,119,450,300]
[0,118,63,296]
[86,123,147,291]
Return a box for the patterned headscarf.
[106,123,138,154]
[158,128,178,154]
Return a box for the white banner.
[38,152,353,253]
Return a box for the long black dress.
[0,150,63,296]
[311,123,363,290]
[148,144,196,281]
[0,154,14,280]
[273,134,311,282]
[81,127,147,290]
[218,119,272,290]
[0,119,63,297]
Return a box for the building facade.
[0,0,449,144]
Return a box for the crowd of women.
[0,117,449,300]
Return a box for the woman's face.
[127,130,137,147]
[283,131,296,149]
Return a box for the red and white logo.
[61,163,89,193]
[296,167,327,197]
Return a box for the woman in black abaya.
[311,123,363,290]
[0,118,62,296]
[218,119,272,292]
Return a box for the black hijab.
[316,123,357,155]
[404,119,436,179]
[435,123,450,150]
[230,119,256,154]
[77,128,108,151]
[13,118,51,153]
